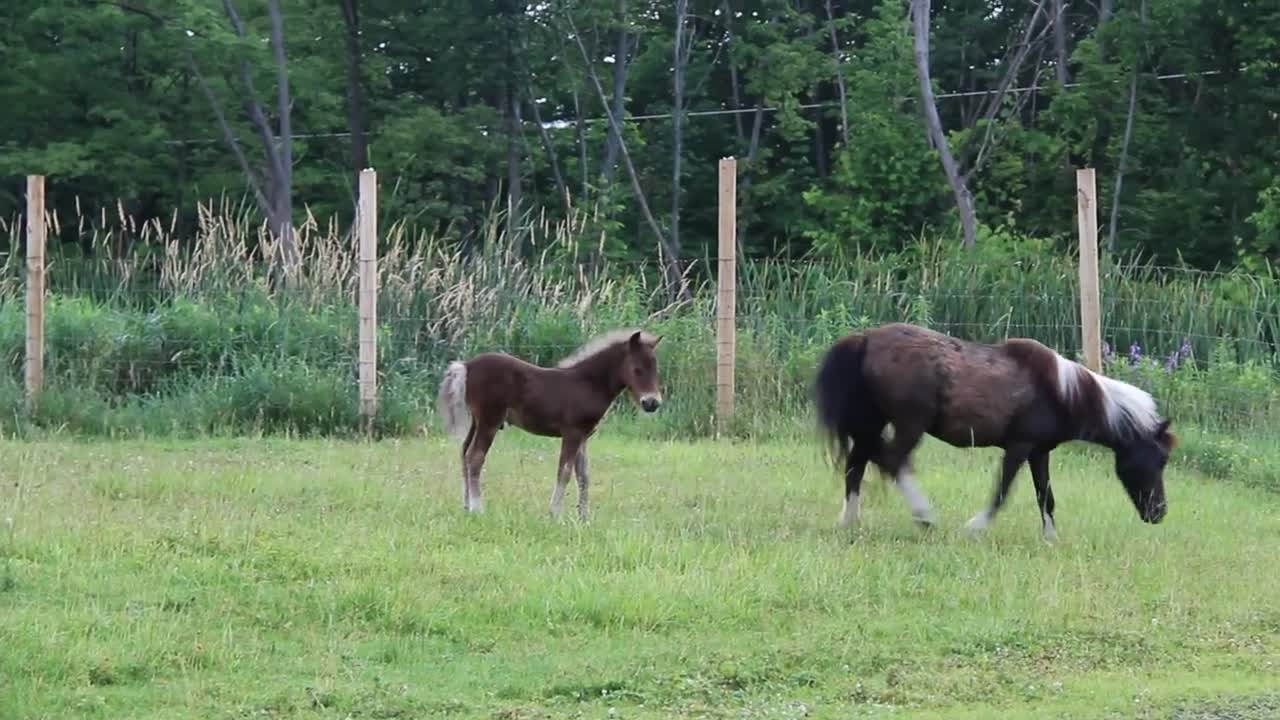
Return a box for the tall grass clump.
[1,202,1277,442]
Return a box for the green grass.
[3,431,1279,719]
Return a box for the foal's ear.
[1157,419,1178,449]
[629,331,644,350]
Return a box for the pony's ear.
[629,331,644,350]
[1157,419,1178,449]
[651,334,663,348]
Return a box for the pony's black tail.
[813,333,870,467]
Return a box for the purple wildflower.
[1179,337,1192,359]
[1129,342,1142,366]
[1102,341,1113,362]
[1165,351,1179,372]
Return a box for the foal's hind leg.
[463,422,498,513]
[460,422,476,510]
[878,424,936,527]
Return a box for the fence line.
[13,169,1280,434]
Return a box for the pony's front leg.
[1029,450,1058,542]
[550,434,584,519]
[967,445,1030,532]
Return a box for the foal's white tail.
[437,361,471,442]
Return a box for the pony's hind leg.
[838,436,880,528]
[879,424,935,527]
[549,433,585,519]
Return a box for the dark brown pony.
[436,330,663,518]
[813,323,1176,540]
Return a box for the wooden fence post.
[25,175,46,413]
[1076,168,1103,373]
[716,157,737,434]
[358,168,378,428]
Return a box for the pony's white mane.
[1053,352,1160,438]
[556,329,656,369]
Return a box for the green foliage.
[3,0,1277,269]
[2,204,1278,441]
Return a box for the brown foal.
[437,329,664,518]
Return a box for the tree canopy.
[2,0,1277,269]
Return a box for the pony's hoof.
[964,511,991,533]
[1041,514,1058,543]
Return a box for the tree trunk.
[555,38,590,198]
[910,0,976,249]
[1051,0,1070,86]
[339,0,370,196]
[721,0,746,144]
[671,0,692,267]
[527,88,571,215]
[567,15,688,300]
[1098,0,1115,58]
[824,0,850,146]
[266,0,297,277]
[1108,0,1146,252]
[506,88,523,243]
[601,0,630,187]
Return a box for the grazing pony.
[436,330,663,518]
[813,323,1176,539]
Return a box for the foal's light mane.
[557,329,657,369]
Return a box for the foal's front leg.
[574,447,591,520]
[549,433,585,519]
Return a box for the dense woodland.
[2,0,1278,271]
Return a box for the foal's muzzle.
[640,394,662,413]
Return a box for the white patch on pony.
[556,329,658,369]
[1053,352,1159,438]
[1041,512,1058,542]
[837,492,861,528]
[1053,353,1083,404]
[966,508,993,532]
[895,470,935,524]
[1094,373,1160,437]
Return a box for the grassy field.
[2,431,1279,719]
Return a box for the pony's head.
[1113,419,1177,523]
[622,331,663,412]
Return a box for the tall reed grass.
[1,203,1277,440]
